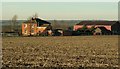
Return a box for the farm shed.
[2,32,19,37]
[22,18,52,36]
[74,21,117,31]
[53,29,63,36]
[63,30,72,36]
[111,21,120,35]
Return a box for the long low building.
[74,21,120,35]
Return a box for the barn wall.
[74,25,111,31]
[22,23,38,36]
[73,25,83,31]
[112,22,120,34]
[37,27,47,33]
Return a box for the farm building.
[22,18,52,36]
[111,21,120,35]
[52,29,63,36]
[2,26,20,36]
[1,32,19,37]
[63,30,73,36]
[52,29,73,36]
[74,21,120,35]
[94,27,112,35]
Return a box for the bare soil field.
[2,36,119,68]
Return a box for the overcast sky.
[1,1,119,20]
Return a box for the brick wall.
[22,23,37,36]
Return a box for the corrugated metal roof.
[35,18,50,24]
[23,18,51,26]
[76,21,117,25]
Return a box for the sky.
[1,1,119,20]
[1,0,120,2]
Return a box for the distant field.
[2,36,119,68]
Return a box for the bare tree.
[11,15,18,32]
[32,13,38,19]
[27,13,38,20]
[62,22,69,30]
[34,13,38,18]
[52,20,61,29]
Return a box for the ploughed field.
[2,36,119,68]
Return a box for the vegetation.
[2,36,118,68]
[89,25,96,31]
[11,15,18,32]
[81,25,87,31]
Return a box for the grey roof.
[76,21,117,25]
[39,24,50,27]
[23,18,51,26]
[35,18,50,25]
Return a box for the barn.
[111,21,120,35]
[74,21,120,35]
[22,18,52,36]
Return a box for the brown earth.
[2,36,119,68]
